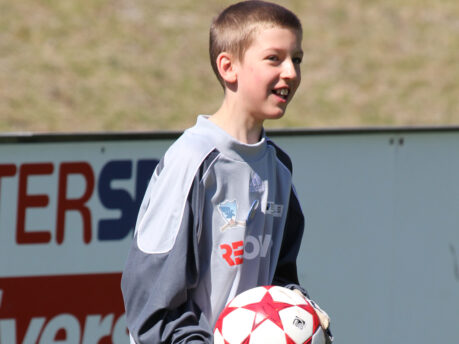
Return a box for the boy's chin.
[268,112,286,120]
[266,107,287,120]
[253,106,287,122]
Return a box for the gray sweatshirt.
[121,115,306,343]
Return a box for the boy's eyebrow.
[262,48,304,56]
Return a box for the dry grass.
[0,0,458,132]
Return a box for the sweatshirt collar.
[189,115,268,162]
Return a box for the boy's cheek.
[293,77,301,94]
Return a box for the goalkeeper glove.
[292,288,334,344]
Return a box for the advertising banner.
[1,128,459,344]
[0,136,175,343]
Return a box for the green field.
[1,0,458,132]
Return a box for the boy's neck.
[210,99,263,145]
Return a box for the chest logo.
[266,202,284,217]
[219,234,272,266]
[249,171,265,193]
[218,200,246,232]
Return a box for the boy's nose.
[281,60,299,80]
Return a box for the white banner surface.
[1,129,458,343]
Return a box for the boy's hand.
[292,289,333,343]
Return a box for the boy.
[121,1,332,343]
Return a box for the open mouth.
[272,88,290,101]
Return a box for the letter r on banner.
[56,162,95,244]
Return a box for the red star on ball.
[242,287,293,331]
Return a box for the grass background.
[1,0,458,132]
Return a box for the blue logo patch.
[218,200,246,232]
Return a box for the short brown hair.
[209,0,302,88]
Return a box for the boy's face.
[233,26,303,123]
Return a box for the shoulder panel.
[267,138,293,174]
[136,131,216,254]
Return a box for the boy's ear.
[216,52,238,84]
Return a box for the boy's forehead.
[252,22,302,38]
[248,25,302,51]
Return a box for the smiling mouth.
[272,88,290,100]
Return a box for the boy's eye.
[292,57,303,64]
[267,55,279,62]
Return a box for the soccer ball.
[213,286,326,344]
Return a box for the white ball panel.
[222,308,256,344]
[249,320,287,344]
[213,329,225,344]
[279,306,314,343]
[229,287,266,307]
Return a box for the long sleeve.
[272,185,305,288]
[121,136,216,344]
[266,139,305,289]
